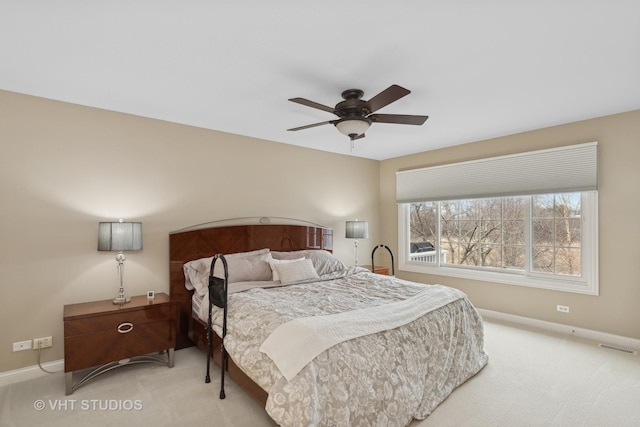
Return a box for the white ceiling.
[2,1,639,160]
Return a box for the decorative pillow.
[213,251,273,283]
[273,258,320,285]
[184,258,212,296]
[271,250,346,276]
[268,257,305,281]
[184,248,271,296]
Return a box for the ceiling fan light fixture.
[335,118,371,138]
[289,85,427,142]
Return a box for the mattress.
[206,269,488,426]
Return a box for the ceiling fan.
[287,84,429,142]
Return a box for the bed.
[169,221,488,426]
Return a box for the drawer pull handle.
[117,322,134,334]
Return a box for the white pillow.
[268,257,305,281]
[273,258,320,285]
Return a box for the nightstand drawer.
[63,293,176,394]
[63,294,176,372]
[64,318,174,372]
[64,304,174,337]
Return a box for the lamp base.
[113,296,131,305]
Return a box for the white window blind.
[396,142,598,203]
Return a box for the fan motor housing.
[336,89,370,118]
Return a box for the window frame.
[397,191,599,295]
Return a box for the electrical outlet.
[13,340,32,352]
[556,304,570,313]
[33,336,53,350]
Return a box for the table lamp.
[345,220,368,267]
[98,220,143,304]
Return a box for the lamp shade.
[345,220,369,239]
[98,222,143,252]
[335,118,371,137]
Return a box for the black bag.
[209,275,226,308]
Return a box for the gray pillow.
[271,250,346,276]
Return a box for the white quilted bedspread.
[211,270,488,427]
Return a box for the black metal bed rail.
[371,244,395,276]
[205,254,229,399]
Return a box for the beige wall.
[380,110,640,339]
[0,90,380,372]
[2,89,638,373]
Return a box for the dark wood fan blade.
[287,120,336,131]
[288,97,336,114]
[365,85,411,113]
[369,114,429,125]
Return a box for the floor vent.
[598,343,637,355]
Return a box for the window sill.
[399,261,598,295]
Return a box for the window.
[395,142,599,295]
[399,192,598,294]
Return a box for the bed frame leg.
[205,300,212,383]
[219,309,227,399]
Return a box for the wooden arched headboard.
[169,223,333,349]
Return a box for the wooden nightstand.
[361,265,390,276]
[63,292,176,395]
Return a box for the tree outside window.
[409,193,581,278]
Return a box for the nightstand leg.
[65,372,73,395]
[168,348,175,368]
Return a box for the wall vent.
[598,343,637,355]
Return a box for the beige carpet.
[1,319,639,427]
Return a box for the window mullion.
[524,196,532,274]
[500,199,504,269]
[436,201,442,267]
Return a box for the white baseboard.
[479,308,640,352]
[0,359,64,388]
